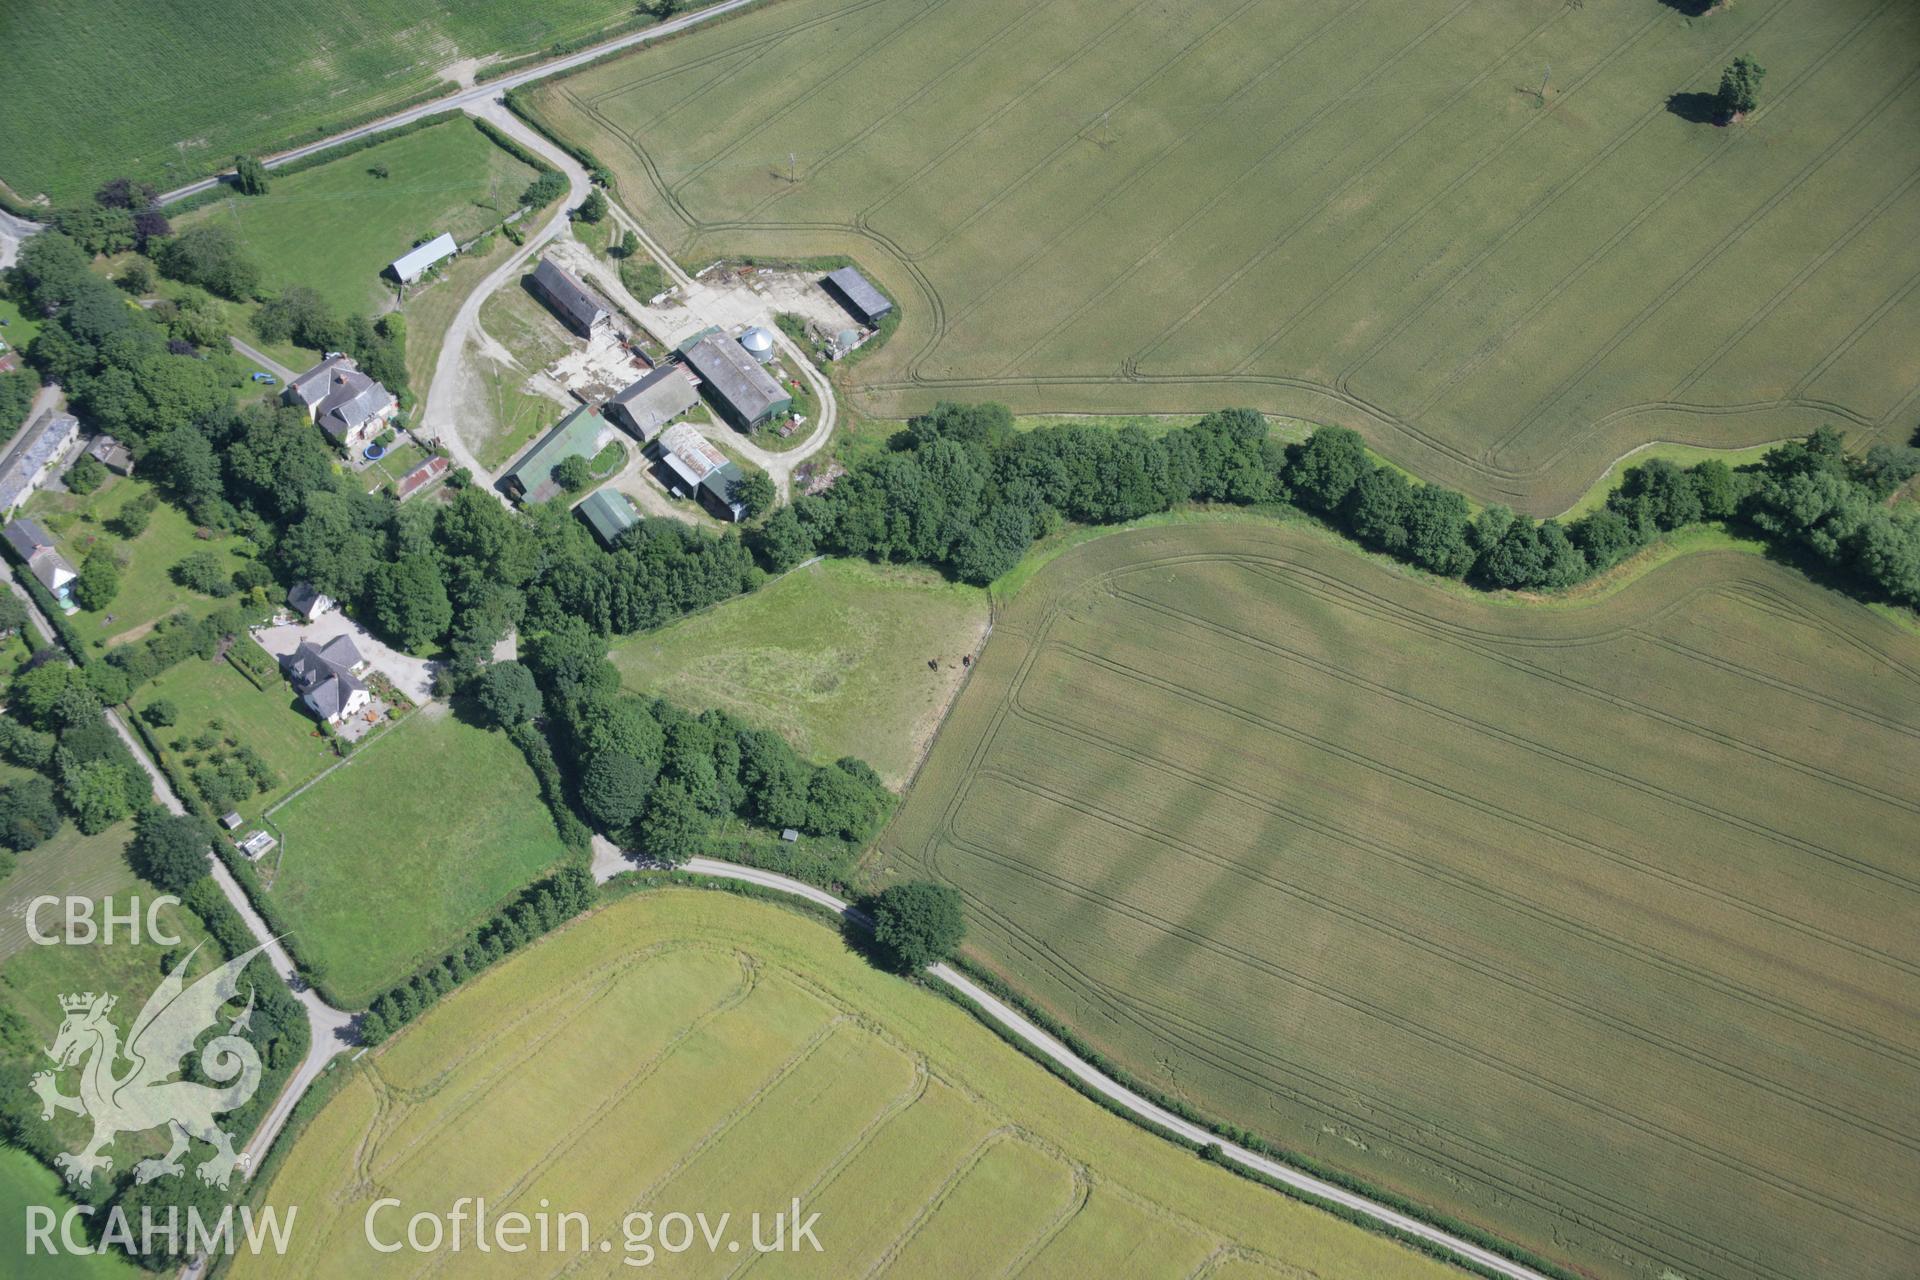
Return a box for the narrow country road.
[0,562,357,1200]
[585,839,1552,1280]
[227,336,297,385]
[0,208,38,269]
[155,0,766,207]
[414,101,593,496]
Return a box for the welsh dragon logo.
[33,942,269,1190]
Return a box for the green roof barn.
[576,488,640,547]
[503,405,611,504]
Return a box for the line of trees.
[747,402,1920,609]
[358,865,596,1045]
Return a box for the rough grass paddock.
[233,890,1455,1280]
[177,120,539,318]
[530,0,1920,512]
[878,521,1920,1280]
[263,708,566,1006]
[609,558,989,789]
[0,0,649,203]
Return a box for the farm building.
[0,409,80,515]
[502,404,611,504]
[655,422,746,521]
[86,434,133,475]
[823,266,892,326]
[605,365,699,441]
[740,326,776,362]
[280,635,369,725]
[575,488,640,548]
[388,232,457,284]
[1,516,77,609]
[283,354,397,452]
[530,258,613,337]
[678,330,791,430]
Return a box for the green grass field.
[609,558,989,789]
[178,120,539,319]
[263,706,567,1006]
[0,1,655,203]
[0,1148,139,1279]
[23,478,254,650]
[878,521,1920,1280]
[233,889,1456,1280]
[530,0,1920,513]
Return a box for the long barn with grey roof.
[823,266,892,327]
[531,258,613,337]
[680,332,791,430]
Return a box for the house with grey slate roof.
[281,635,370,725]
[283,354,397,452]
[2,516,77,609]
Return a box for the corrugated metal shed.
[390,232,457,283]
[824,266,892,325]
[575,488,640,547]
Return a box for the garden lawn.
[23,479,254,650]
[136,655,337,822]
[235,890,1455,1280]
[176,119,539,318]
[609,557,989,789]
[264,707,567,1006]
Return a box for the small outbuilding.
[678,330,791,431]
[86,435,134,475]
[605,365,699,442]
[530,258,614,338]
[287,582,335,622]
[575,488,640,548]
[239,830,278,860]
[219,811,244,831]
[823,266,892,327]
[780,828,800,843]
[388,232,457,284]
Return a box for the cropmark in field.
[879,521,1920,1280]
